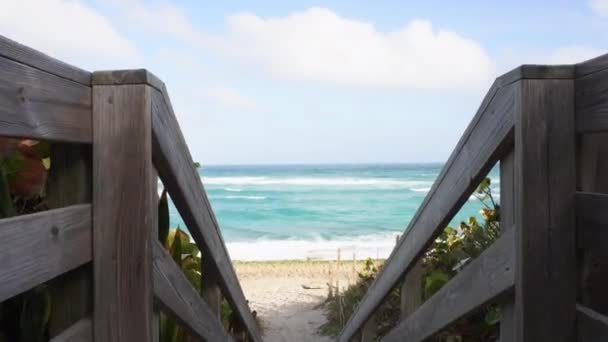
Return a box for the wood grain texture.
[0,55,92,143]
[92,69,164,92]
[381,230,515,342]
[0,34,91,85]
[0,205,92,302]
[49,318,92,342]
[153,241,232,342]
[513,79,576,341]
[576,53,608,78]
[400,260,424,318]
[498,150,515,342]
[576,192,608,256]
[93,84,154,342]
[577,133,608,315]
[338,80,517,342]
[576,68,608,133]
[46,143,93,337]
[577,304,608,342]
[151,88,262,342]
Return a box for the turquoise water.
[166,164,499,260]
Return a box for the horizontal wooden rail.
[149,85,263,341]
[0,35,91,85]
[577,304,608,342]
[338,72,519,342]
[152,240,232,342]
[0,205,92,302]
[576,192,608,255]
[576,53,608,79]
[0,54,92,143]
[382,229,515,342]
[49,318,92,342]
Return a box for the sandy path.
[235,260,366,342]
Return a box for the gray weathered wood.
[360,314,376,342]
[513,79,576,341]
[151,170,160,342]
[576,192,608,256]
[46,143,93,338]
[499,150,515,342]
[0,205,91,302]
[152,240,232,342]
[93,84,154,341]
[338,78,517,342]
[201,253,223,318]
[93,69,164,92]
[49,318,92,342]
[0,34,91,85]
[577,304,608,342]
[151,87,262,342]
[577,133,608,315]
[0,55,92,143]
[576,53,608,78]
[576,68,608,133]
[381,229,515,342]
[400,260,424,319]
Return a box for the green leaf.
[169,228,184,267]
[424,270,450,298]
[158,189,170,245]
[0,165,16,218]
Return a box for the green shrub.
[320,177,501,341]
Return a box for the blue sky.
[1,0,607,164]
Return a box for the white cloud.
[0,0,138,69]
[590,0,608,17]
[220,8,495,90]
[205,87,257,111]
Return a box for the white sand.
[235,260,366,342]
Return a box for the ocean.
[166,164,499,261]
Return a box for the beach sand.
[234,260,370,342]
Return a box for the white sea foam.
[203,176,431,188]
[410,187,431,192]
[224,187,244,192]
[225,195,267,200]
[225,233,400,261]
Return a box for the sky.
[1,0,607,165]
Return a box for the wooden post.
[400,259,424,319]
[46,144,92,337]
[152,171,159,342]
[201,254,223,319]
[513,79,576,341]
[93,84,155,341]
[578,133,608,314]
[360,314,376,342]
[499,150,515,341]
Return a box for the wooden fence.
[0,35,262,341]
[338,58,608,341]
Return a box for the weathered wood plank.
[360,314,376,342]
[92,69,164,92]
[499,150,515,342]
[0,34,91,85]
[577,304,608,342]
[576,192,608,255]
[46,143,93,337]
[400,260,424,318]
[0,55,92,143]
[93,84,154,341]
[338,79,517,342]
[152,241,232,342]
[577,133,608,315]
[513,79,576,341]
[151,88,262,342]
[576,68,608,133]
[576,53,608,78]
[49,318,92,342]
[0,205,91,302]
[381,230,515,342]
[201,253,223,319]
